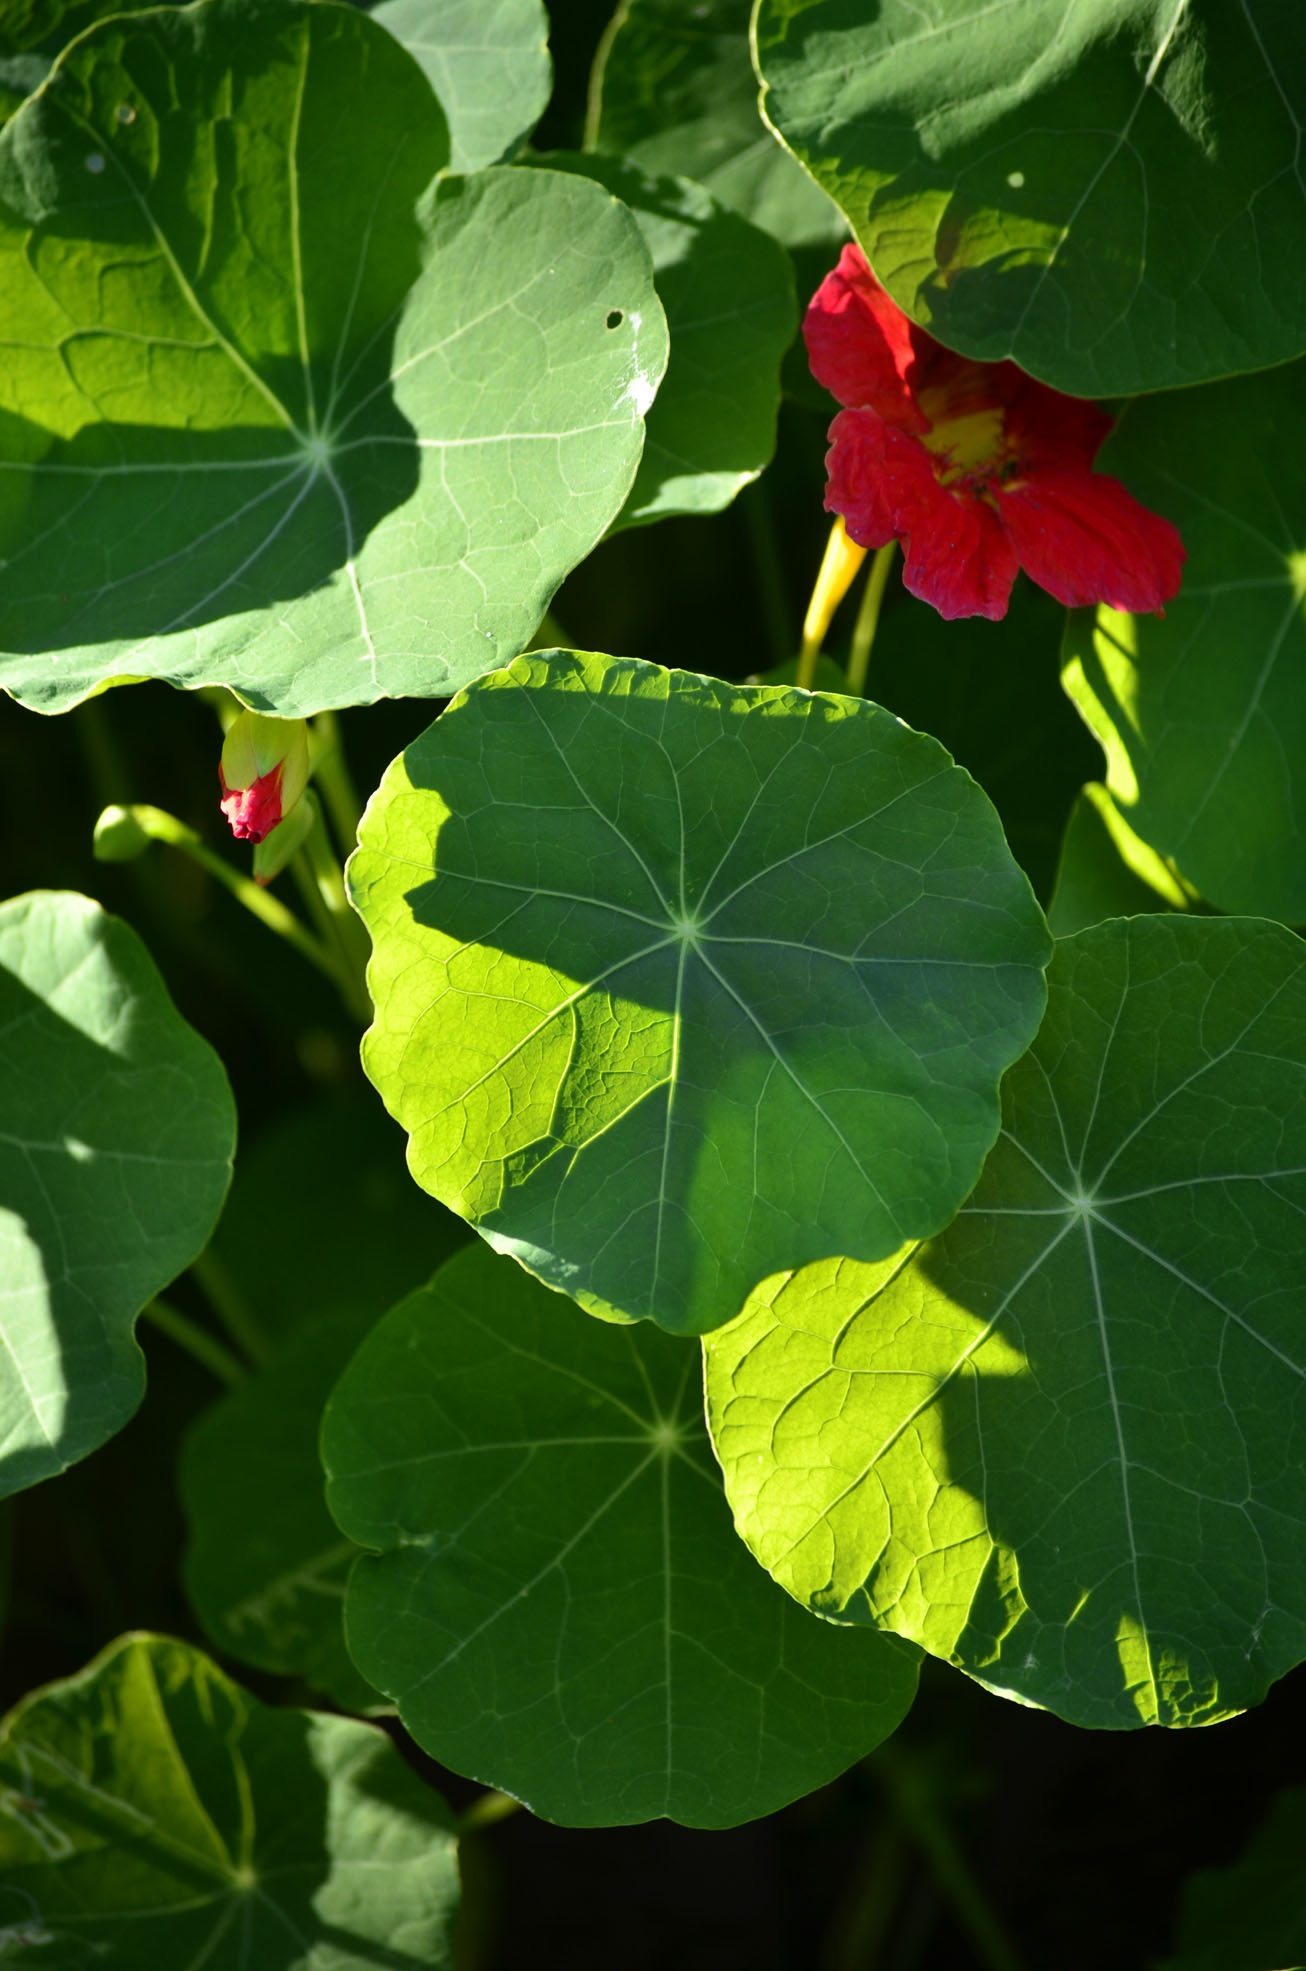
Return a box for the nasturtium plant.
[706,915,1306,1729]
[323,1241,919,1827]
[2,0,1305,1956]
[0,0,666,715]
[351,646,1051,1333]
[754,0,1306,398]
[1062,360,1306,923]
[0,1633,460,1968]
[0,890,234,1500]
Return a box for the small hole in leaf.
[605,309,624,330]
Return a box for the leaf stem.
[870,1745,1024,1971]
[292,793,372,1025]
[98,804,342,988]
[797,517,868,689]
[310,710,365,853]
[190,1248,271,1368]
[845,542,898,697]
[455,1790,523,1836]
[140,1297,248,1387]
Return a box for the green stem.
[190,1248,271,1368]
[871,1747,1024,1971]
[103,805,342,988]
[845,542,898,698]
[141,1297,248,1387]
[311,710,364,854]
[293,792,372,1025]
[825,1816,908,1971]
[455,1790,523,1836]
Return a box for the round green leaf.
[754,0,1306,397]
[350,648,1051,1335]
[1062,362,1306,923]
[0,1633,458,1968]
[589,0,844,249]
[322,1242,919,1828]
[0,0,666,715]
[181,1310,379,1711]
[535,151,795,527]
[369,0,551,173]
[707,916,1306,1729]
[0,891,235,1500]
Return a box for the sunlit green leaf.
[706,916,1306,1729]
[0,0,665,715]
[181,1310,378,1711]
[536,152,794,526]
[0,1633,458,1968]
[754,0,1306,396]
[1062,362,1306,923]
[0,892,234,1500]
[588,0,844,249]
[1048,783,1201,939]
[350,648,1050,1334]
[369,0,551,172]
[322,1242,918,1828]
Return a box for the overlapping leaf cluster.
[0,0,1303,1951]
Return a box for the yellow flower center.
[918,398,1008,487]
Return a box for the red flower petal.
[804,244,929,431]
[1004,374,1112,474]
[825,408,1019,620]
[219,764,286,843]
[997,468,1186,613]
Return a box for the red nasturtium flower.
[804,244,1185,621]
[218,712,310,844]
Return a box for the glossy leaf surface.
[1062,363,1306,923]
[538,152,795,527]
[323,1242,919,1827]
[0,0,665,714]
[588,0,844,249]
[707,916,1306,1728]
[754,0,1306,396]
[0,1633,458,1967]
[0,892,234,1500]
[351,648,1051,1334]
[369,0,551,171]
[181,1310,378,1710]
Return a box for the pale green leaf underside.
[181,1310,379,1712]
[369,0,551,173]
[754,0,1306,396]
[350,648,1050,1335]
[0,0,665,716]
[1062,362,1306,923]
[706,916,1306,1729]
[537,151,795,526]
[0,1634,458,1968]
[0,892,234,1501]
[323,1242,918,1828]
[589,0,845,249]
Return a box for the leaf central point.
[300,432,334,474]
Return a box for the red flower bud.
[218,713,310,844]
